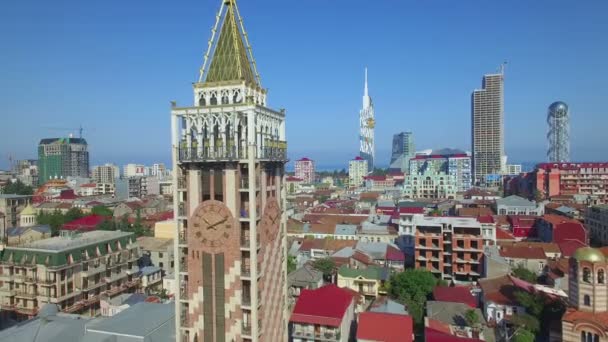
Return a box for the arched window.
[583,267,592,283]
[584,294,591,306]
[598,269,605,284]
[199,96,206,106]
[221,95,229,104]
[210,95,217,105]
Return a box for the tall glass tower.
[547,101,570,162]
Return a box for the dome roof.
[573,247,605,263]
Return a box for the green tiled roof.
[338,265,389,281]
[204,3,258,87]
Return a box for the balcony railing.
[242,323,252,336]
[260,145,287,161]
[177,176,186,189]
[178,146,245,162]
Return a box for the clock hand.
[207,217,228,230]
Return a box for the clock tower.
[170,1,288,341]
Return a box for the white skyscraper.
[359,68,375,171]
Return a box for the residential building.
[413,216,488,283]
[337,265,389,298]
[537,214,588,244]
[123,164,145,178]
[495,195,544,216]
[586,204,608,245]
[562,247,608,342]
[356,312,413,342]
[425,301,494,341]
[506,162,608,204]
[497,245,547,274]
[359,68,375,170]
[290,284,354,342]
[505,164,522,175]
[471,69,505,186]
[478,275,527,325]
[432,286,477,308]
[349,156,369,187]
[402,170,457,199]
[288,264,323,305]
[0,230,140,317]
[92,164,119,184]
[95,183,115,196]
[115,176,147,200]
[295,157,315,184]
[390,132,415,172]
[171,1,288,340]
[38,137,89,185]
[99,293,146,317]
[547,101,570,163]
[507,215,537,239]
[409,150,472,192]
[140,266,163,294]
[286,176,305,195]
[5,225,51,246]
[137,236,174,275]
[0,194,32,232]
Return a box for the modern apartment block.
[38,137,89,185]
[0,230,140,318]
[390,132,415,172]
[295,157,315,184]
[506,162,608,204]
[171,1,288,340]
[409,151,472,192]
[412,216,489,284]
[92,164,120,184]
[402,171,457,199]
[123,164,145,178]
[349,156,368,187]
[471,70,505,186]
[585,205,608,245]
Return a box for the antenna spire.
[364,67,368,97]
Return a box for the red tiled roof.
[537,162,608,171]
[63,214,108,231]
[508,215,537,228]
[399,207,425,214]
[290,285,353,327]
[353,156,365,161]
[364,175,387,181]
[58,189,78,200]
[495,228,516,241]
[562,308,608,329]
[541,214,580,226]
[386,245,405,262]
[477,215,494,224]
[499,246,546,260]
[432,286,476,308]
[286,176,304,182]
[558,239,587,257]
[357,312,413,342]
[553,222,587,244]
[297,157,312,162]
[80,183,96,188]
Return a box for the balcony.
[242,295,251,307]
[260,143,287,161]
[179,230,187,245]
[0,287,16,296]
[178,146,245,163]
[242,323,252,336]
[177,176,186,189]
[179,261,188,273]
[15,291,38,299]
[180,315,189,328]
[0,273,13,282]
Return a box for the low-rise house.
[495,195,544,216]
[356,312,413,342]
[100,293,146,317]
[425,301,494,341]
[542,257,569,293]
[140,266,163,294]
[498,245,547,274]
[537,214,588,244]
[483,245,512,278]
[288,264,324,304]
[62,214,108,232]
[137,236,174,275]
[6,225,51,246]
[433,286,477,308]
[368,297,408,315]
[507,215,537,239]
[478,275,527,326]
[113,201,143,219]
[337,265,389,298]
[290,284,354,342]
[497,241,562,259]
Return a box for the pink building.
[295,157,315,183]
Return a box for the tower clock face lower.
[190,200,234,253]
[261,198,280,242]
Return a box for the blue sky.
[1,0,607,170]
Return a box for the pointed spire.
[364,67,368,97]
[363,67,371,108]
[199,0,261,87]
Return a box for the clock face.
[190,200,234,252]
[261,198,280,242]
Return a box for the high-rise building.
[123,164,145,178]
[408,150,472,192]
[171,1,288,340]
[390,132,415,172]
[38,137,89,185]
[471,69,505,186]
[92,163,120,184]
[349,156,369,187]
[547,101,570,162]
[294,157,315,184]
[359,68,375,170]
[13,160,38,187]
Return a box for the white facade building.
[349,157,368,187]
[92,163,119,184]
[123,164,145,178]
[359,68,375,170]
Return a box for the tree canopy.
[37,209,84,236]
[312,258,335,276]
[2,180,33,195]
[512,328,535,342]
[510,313,540,333]
[91,205,113,217]
[388,269,439,325]
[464,309,481,329]
[512,265,538,283]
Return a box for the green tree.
[312,258,335,276]
[2,180,33,195]
[387,269,438,325]
[65,207,84,222]
[533,189,544,202]
[510,313,540,334]
[287,255,297,274]
[91,205,113,217]
[512,265,538,283]
[512,328,535,342]
[514,290,544,317]
[97,220,116,231]
[464,309,481,331]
